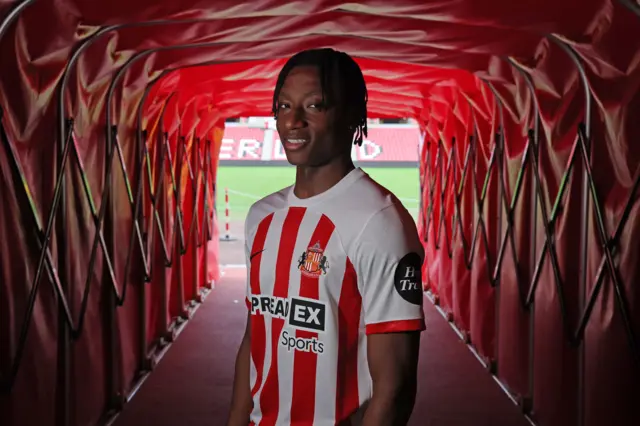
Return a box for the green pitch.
[215,165,421,223]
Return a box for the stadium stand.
[219,119,420,166]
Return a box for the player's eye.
[307,101,325,110]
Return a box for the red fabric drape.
[0,2,638,426]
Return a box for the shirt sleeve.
[352,202,426,335]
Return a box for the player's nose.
[283,106,306,130]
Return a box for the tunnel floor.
[109,262,532,426]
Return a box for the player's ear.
[331,106,355,138]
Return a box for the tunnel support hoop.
[617,0,640,17]
[0,0,36,43]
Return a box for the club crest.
[297,242,329,277]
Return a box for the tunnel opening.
[0,1,639,426]
[215,115,422,264]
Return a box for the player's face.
[275,65,351,167]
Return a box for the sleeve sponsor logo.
[393,252,423,305]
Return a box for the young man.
[227,48,426,426]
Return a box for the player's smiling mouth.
[283,137,311,151]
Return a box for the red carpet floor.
[112,266,531,426]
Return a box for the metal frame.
[547,34,591,426]
[0,108,75,392]
[617,0,640,17]
[3,3,637,425]
[421,33,640,426]
[50,25,237,369]
[52,16,273,297]
[135,71,215,265]
[480,78,505,377]
[0,0,36,42]
[0,10,217,416]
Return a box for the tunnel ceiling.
[0,0,638,157]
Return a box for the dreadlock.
[272,48,368,146]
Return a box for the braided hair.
[272,48,368,146]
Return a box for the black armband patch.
[393,252,423,305]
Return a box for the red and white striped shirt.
[244,168,426,426]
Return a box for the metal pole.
[224,188,231,241]
[507,57,541,416]
[104,125,124,411]
[55,115,70,426]
[137,129,152,370]
[158,130,170,342]
[204,138,213,289]
[481,78,505,376]
[548,34,592,426]
[192,137,202,301]
[175,134,187,319]
[157,102,175,342]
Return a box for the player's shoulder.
[339,169,413,225]
[245,184,291,234]
[330,169,416,241]
[349,173,423,257]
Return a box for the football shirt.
[244,167,425,425]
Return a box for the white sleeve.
[352,203,426,335]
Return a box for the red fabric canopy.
[0,1,638,426]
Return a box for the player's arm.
[362,331,420,426]
[353,203,426,426]
[226,312,252,426]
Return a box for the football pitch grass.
[215,165,421,223]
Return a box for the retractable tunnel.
[0,1,639,426]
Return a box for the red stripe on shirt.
[335,258,362,424]
[259,207,307,425]
[249,213,274,400]
[290,214,336,424]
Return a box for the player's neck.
[293,156,355,200]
